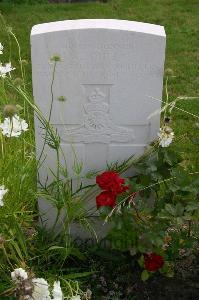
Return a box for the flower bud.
[24,227,37,239]
[23,279,33,296]
[50,54,61,62]
[164,126,173,134]
[3,104,18,117]
[6,26,13,33]
[85,289,92,299]
[21,60,28,65]
[0,235,5,246]
[14,77,23,87]
[193,122,199,129]
[164,116,171,124]
[58,96,66,102]
[165,68,174,76]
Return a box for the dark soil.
[75,249,199,300]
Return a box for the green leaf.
[9,240,24,260]
[48,246,65,251]
[147,163,157,172]
[70,248,86,260]
[165,204,176,216]
[141,270,149,281]
[175,203,184,216]
[152,236,164,247]
[98,206,111,218]
[186,202,199,212]
[176,217,184,225]
[138,255,144,267]
[163,149,182,166]
[166,270,175,277]
[168,183,179,192]
[161,261,174,277]
[62,271,94,279]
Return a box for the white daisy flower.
[52,281,63,300]
[70,296,81,300]
[11,268,28,282]
[0,62,15,78]
[0,114,28,137]
[158,126,174,147]
[32,278,51,300]
[0,43,3,54]
[0,185,8,207]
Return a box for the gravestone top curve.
[31,19,165,37]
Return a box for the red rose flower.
[144,253,164,272]
[96,171,129,194]
[96,191,116,209]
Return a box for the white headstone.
[31,19,166,233]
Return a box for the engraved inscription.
[35,63,161,81]
[64,37,135,51]
[62,85,134,144]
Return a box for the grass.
[0,0,198,166]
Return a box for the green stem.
[2,246,13,268]
[164,76,169,119]
[188,220,191,237]
[51,208,61,233]
[9,30,25,89]
[0,134,5,160]
[56,147,60,203]
[38,61,57,163]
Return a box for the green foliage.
[141,269,149,281]
[103,144,198,279]
[0,0,199,167]
[0,0,48,4]
[0,20,90,298]
[0,0,198,294]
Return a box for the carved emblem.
[64,86,134,144]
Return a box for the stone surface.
[31,19,166,234]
